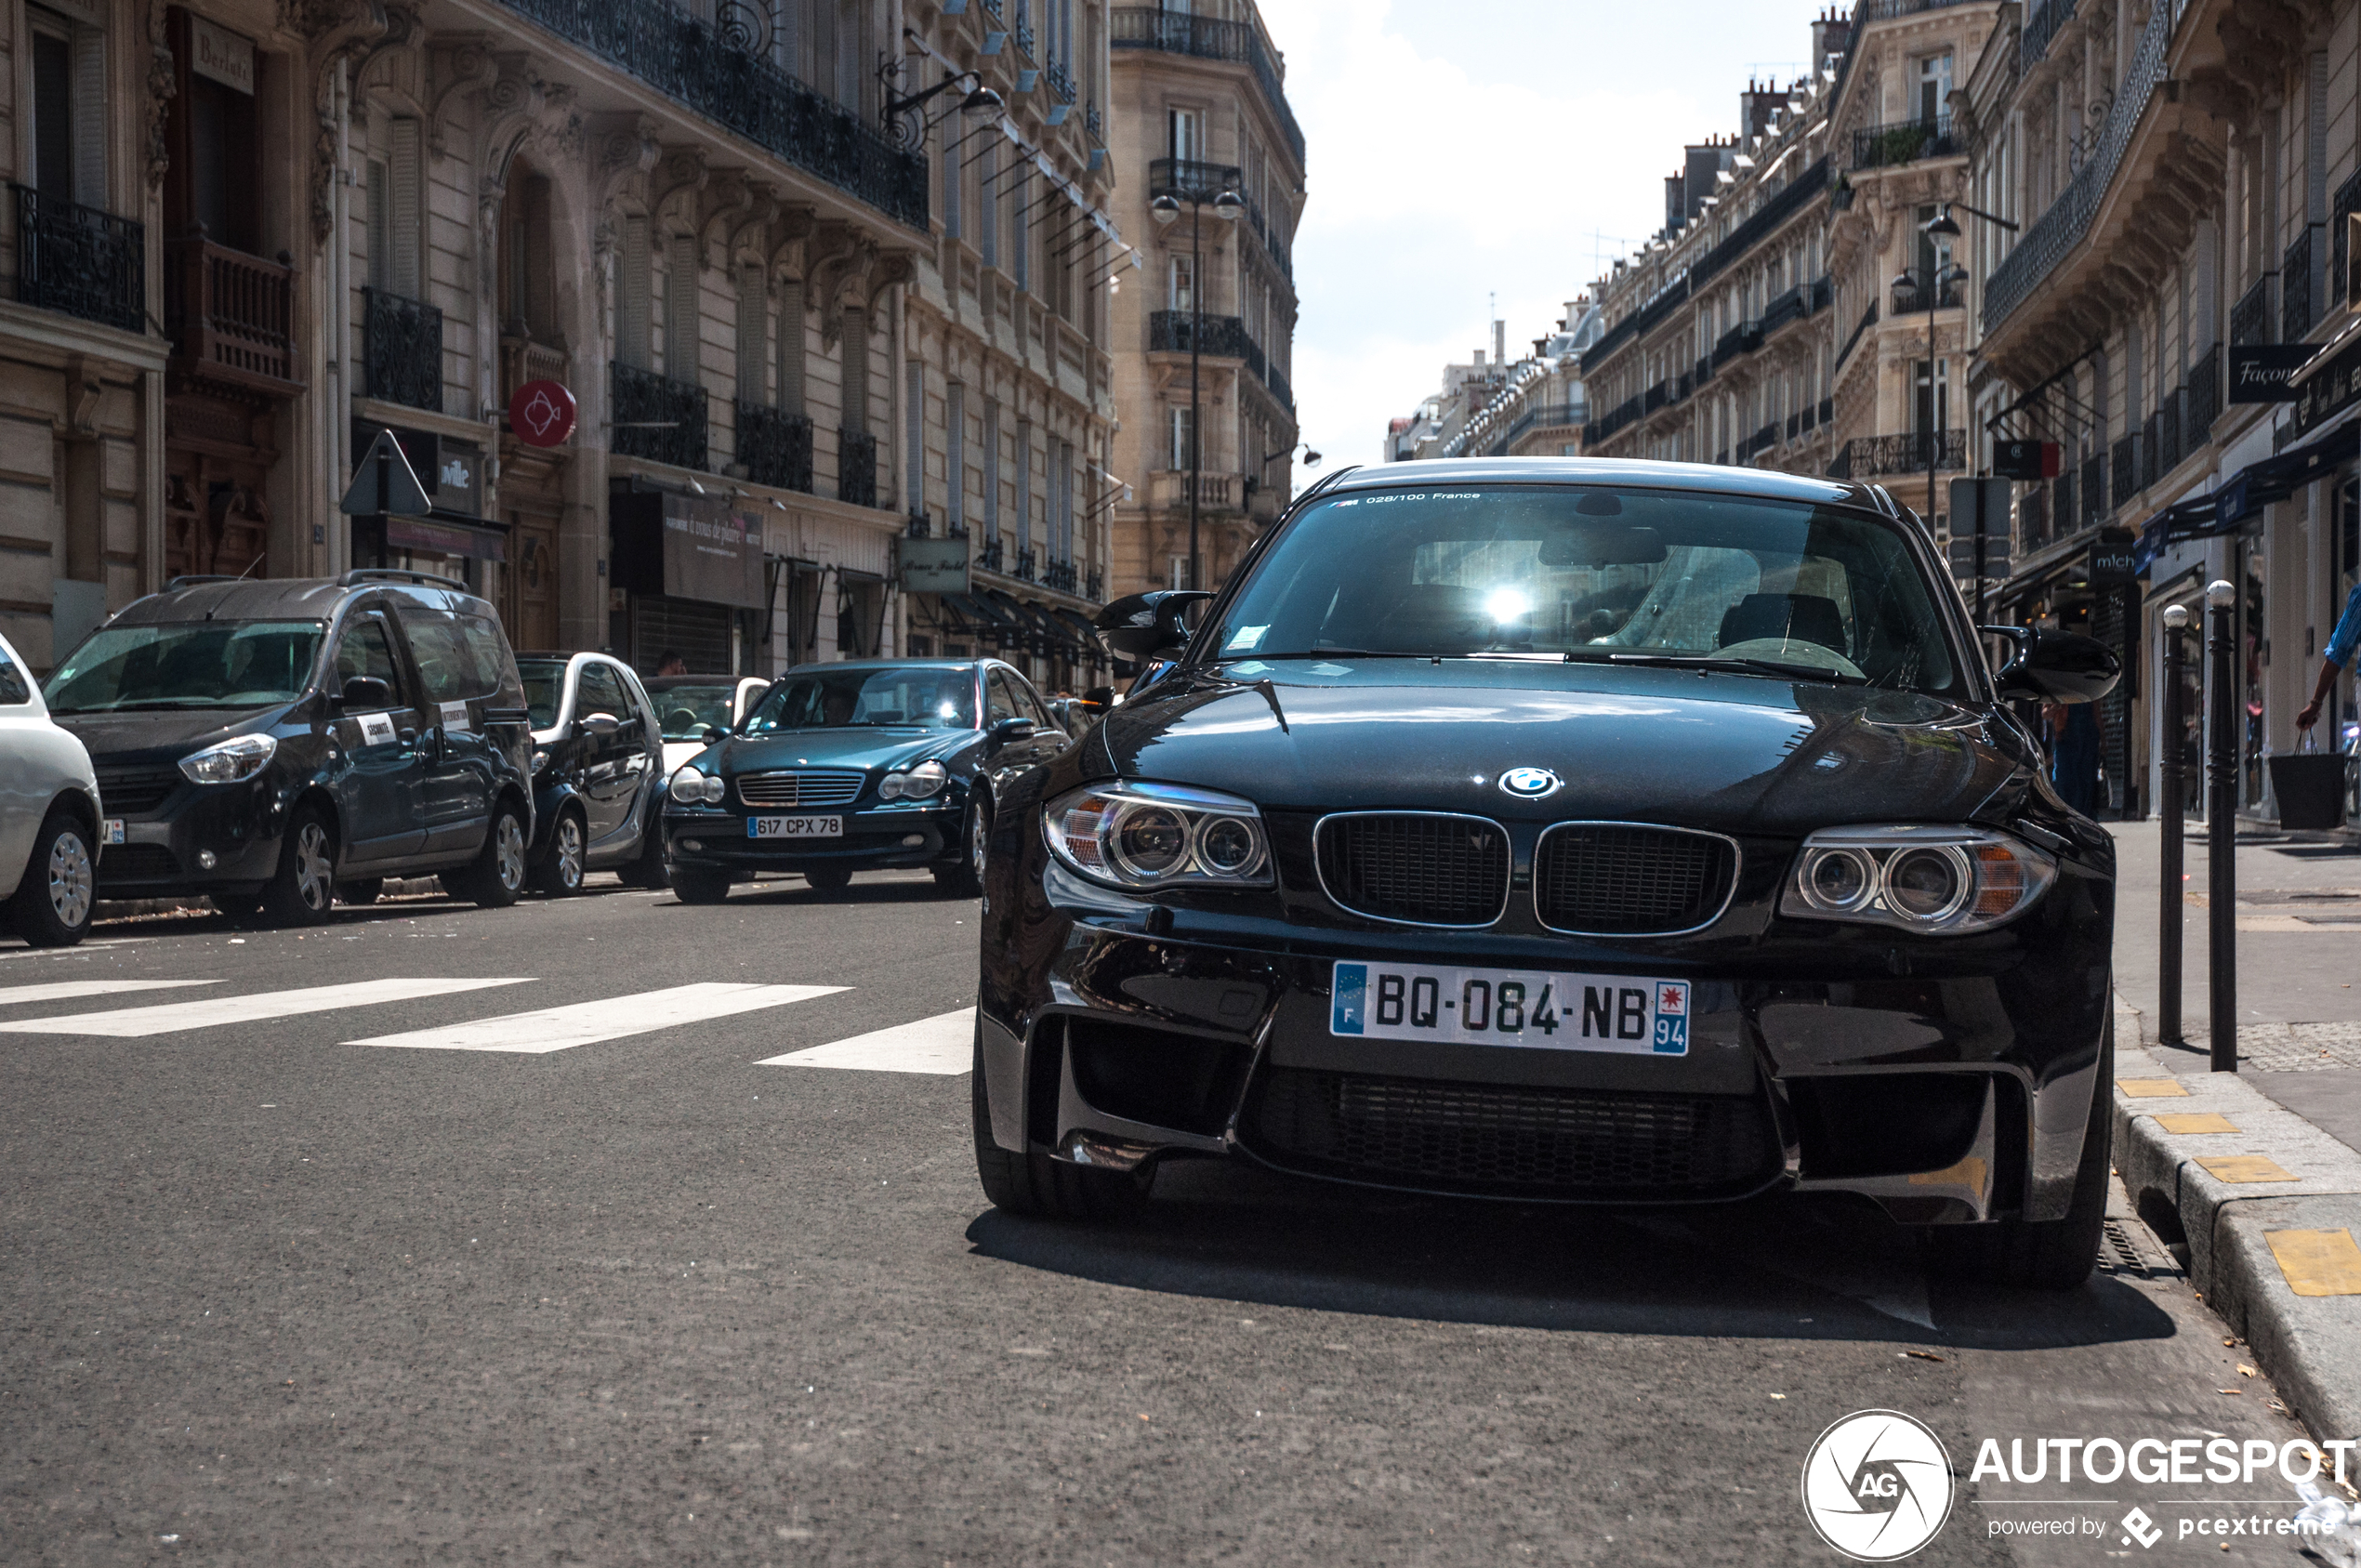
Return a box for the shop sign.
[190,17,255,94]
[902,535,970,594]
[508,379,577,448]
[387,515,506,561]
[2229,344,2315,404]
[2088,538,2140,586]
[661,494,763,608]
[2284,333,2361,437]
[435,442,481,519]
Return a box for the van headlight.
[178,733,276,784]
[1783,825,2054,934]
[1043,781,1272,890]
[879,759,948,800]
[669,766,725,805]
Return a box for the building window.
[1168,108,1200,164]
[941,112,961,241]
[1016,419,1035,557]
[776,276,805,411]
[843,308,870,437]
[979,140,998,268]
[29,7,106,208]
[1917,53,1953,123]
[1167,405,1194,470]
[906,360,925,515]
[946,384,966,532]
[1168,254,1194,312]
[736,263,766,403]
[983,401,1001,538]
[666,233,699,381]
[617,216,653,371]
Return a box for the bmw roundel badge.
[1498,767,1561,798]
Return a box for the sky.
[1254,0,1833,470]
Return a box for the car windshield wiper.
[1567,650,1870,685]
[60,698,242,713]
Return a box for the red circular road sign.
[508,379,577,448]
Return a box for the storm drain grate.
[2099,1219,2154,1279]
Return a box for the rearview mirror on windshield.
[1987,627,2121,704]
[1538,525,1667,567]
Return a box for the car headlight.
[879,759,949,801]
[178,733,276,785]
[1043,781,1272,890]
[1782,825,2055,934]
[669,766,725,805]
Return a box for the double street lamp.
[1150,178,1243,592]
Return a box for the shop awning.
[934,592,1012,632]
[2130,418,2361,573]
[1052,608,1102,648]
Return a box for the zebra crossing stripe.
[0,977,531,1036]
[758,1007,974,1074]
[345,982,846,1054]
[0,980,223,1007]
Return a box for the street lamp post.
[1150,178,1242,591]
[1893,258,1972,600]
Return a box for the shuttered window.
[842,309,869,436]
[946,385,965,531]
[29,8,107,209]
[1016,419,1034,555]
[905,359,925,512]
[389,118,423,300]
[618,216,652,370]
[736,263,766,403]
[666,233,700,382]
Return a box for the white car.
[644,675,772,773]
[0,629,103,945]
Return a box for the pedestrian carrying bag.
[2268,728,2350,831]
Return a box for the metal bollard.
[2206,578,2238,1073]
[2159,604,2186,1048]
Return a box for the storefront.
[350,420,506,594]
[607,481,766,678]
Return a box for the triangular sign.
[340,430,434,518]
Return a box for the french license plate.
[1329,961,1689,1056]
[103,818,125,846]
[746,814,842,839]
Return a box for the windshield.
[1208,485,1961,694]
[517,660,566,729]
[744,667,977,732]
[45,620,325,714]
[650,683,742,741]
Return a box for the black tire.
[455,798,529,909]
[619,802,670,889]
[532,808,587,896]
[260,805,337,927]
[933,798,989,898]
[970,1019,1149,1220]
[674,868,732,904]
[1925,1014,2113,1290]
[9,810,96,947]
[336,877,384,906]
[804,865,852,894]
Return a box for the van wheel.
[337,878,383,906]
[674,869,731,904]
[455,800,528,908]
[260,807,337,927]
[9,810,96,947]
[619,802,670,889]
[533,809,587,896]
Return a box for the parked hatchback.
[43,571,537,925]
[645,675,772,773]
[0,629,103,946]
[517,652,668,893]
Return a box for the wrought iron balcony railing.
[736,402,812,493]
[494,0,927,231]
[1849,115,1957,171]
[2080,453,2105,525]
[1110,7,1305,168]
[611,362,708,470]
[838,428,877,507]
[10,185,143,335]
[1043,560,1077,592]
[2187,345,2221,443]
[1047,59,1075,104]
[1840,429,1966,476]
[2112,434,2139,509]
[1014,547,1036,582]
[1263,360,1293,410]
[1892,281,1965,312]
[2284,230,2315,342]
[2231,275,2274,346]
[1150,310,1255,362]
[364,287,442,412]
[1087,572,1101,600]
[1147,157,1243,204]
[2021,0,2077,68]
[1086,102,1102,140]
[165,236,299,395]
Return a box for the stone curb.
[2111,1041,2361,1450]
[93,876,451,923]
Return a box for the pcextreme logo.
[1801,1410,1957,1561]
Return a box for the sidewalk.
[2105,820,2361,1451]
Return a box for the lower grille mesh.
[1315,814,1508,925]
[1250,1069,1776,1195]
[1535,824,1738,934]
[99,844,178,882]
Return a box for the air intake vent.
[1534,824,1738,935]
[735,770,865,809]
[95,766,181,816]
[1314,812,1508,926]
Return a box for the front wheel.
[618,802,669,889]
[260,806,336,927]
[9,810,96,947]
[673,868,732,904]
[804,866,852,894]
[933,799,988,898]
[532,809,587,896]
[971,1018,1149,1220]
[455,800,528,909]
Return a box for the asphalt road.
[0,876,2342,1565]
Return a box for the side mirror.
[702,724,727,744]
[341,676,394,708]
[1985,626,2122,704]
[1096,589,1213,659]
[989,716,1037,744]
[579,711,620,737]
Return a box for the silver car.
[0,630,103,946]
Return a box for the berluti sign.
[189,16,254,93]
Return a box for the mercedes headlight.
[1043,782,1272,890]
[1783,825,2054,934]
[879,759,948,800]
[178,733,276,785]
[668,766,725,805]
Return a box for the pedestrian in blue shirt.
[2296,580,2361,731]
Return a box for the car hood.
[50,704,292,764]
[709,726,978,773]
[1096,663,2032,837]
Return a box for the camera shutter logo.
[1800,1410,1954,1561]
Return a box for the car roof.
[643,673,762,688]
[1329,455,1878,511]
[781,659,986,675]
[110,576,493,626]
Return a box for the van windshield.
[44,621,324,714]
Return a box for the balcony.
[838,428,877,507]
[1148,470,1240,511]
[164,236,300,397]
[2231,275,2274,346]
[1043,559,1077,592]
[1263,360,1293,411]
[1838,430,1966,477]
[2080,453,2104,525]
[736,402,813,493]
[976,535,1004,572]
[1111,7,1305,168]
[1711,320,1761,368]
[1014,547,1035,582]
[494,0,927,231]
[10,185,143,335]
[1149,310,1256,363]
[611,362,708,470]
[2112,434,2138,508]
[363,287,442,413]
[1849,115,1958,172]
[2021,0,2077,68]
[1148,157,1242,204]
[499,335,568,406]
[2188,346,2221,444]
[1046,59,1075,104]
[2284,231,2315,343]
[1892,280,1965,312]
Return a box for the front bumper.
[665,802,958,874]
[979,868,2114,1225]
[96,776,287,896]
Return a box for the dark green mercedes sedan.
[660,658,1071,902]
